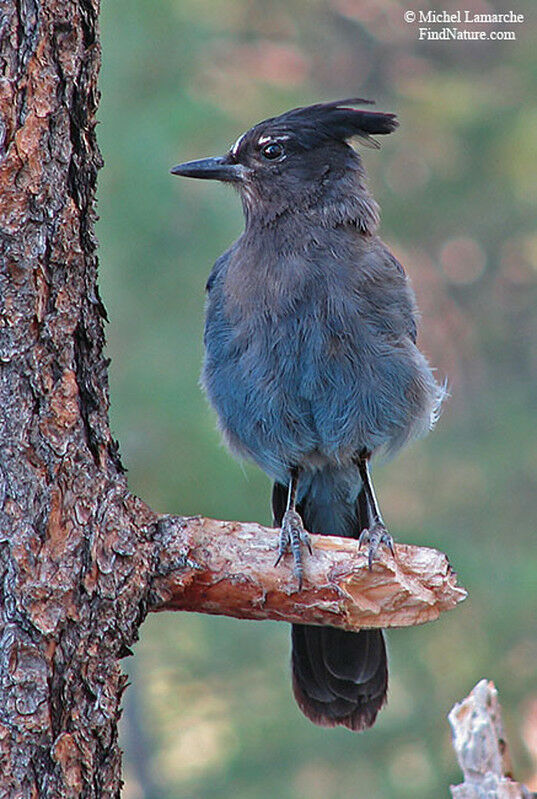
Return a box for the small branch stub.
[449,679,534,799]
[150,515,466,632]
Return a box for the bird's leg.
[274,467,312,590]
[356,454,395,569]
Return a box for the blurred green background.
[97,1,537,796]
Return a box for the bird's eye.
[261,142,284,160]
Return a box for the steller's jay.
[171,99,444,731]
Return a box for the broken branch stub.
[150,515,466,632]
[449,679,534,799]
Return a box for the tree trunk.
[0,2,465,796]
[0,1,157,795]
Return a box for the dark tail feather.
[272,478,388,731]
[291,625,387,731]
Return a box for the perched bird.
[171,99,444,731]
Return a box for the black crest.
[257,98,398,150]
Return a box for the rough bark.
[0,1,157,795]
[0,1,466,796]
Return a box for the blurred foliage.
[97,0,537,796]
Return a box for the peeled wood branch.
[150,515,467,630]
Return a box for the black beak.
[170,155,245,183]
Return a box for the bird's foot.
[358,523,395,570]
[275,509,312,590]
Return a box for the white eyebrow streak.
[231,132,247,157]
[257,134,291,145]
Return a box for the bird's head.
[171,99,398,232]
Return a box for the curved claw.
[358,524,395,570]
[275,509,312,590]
